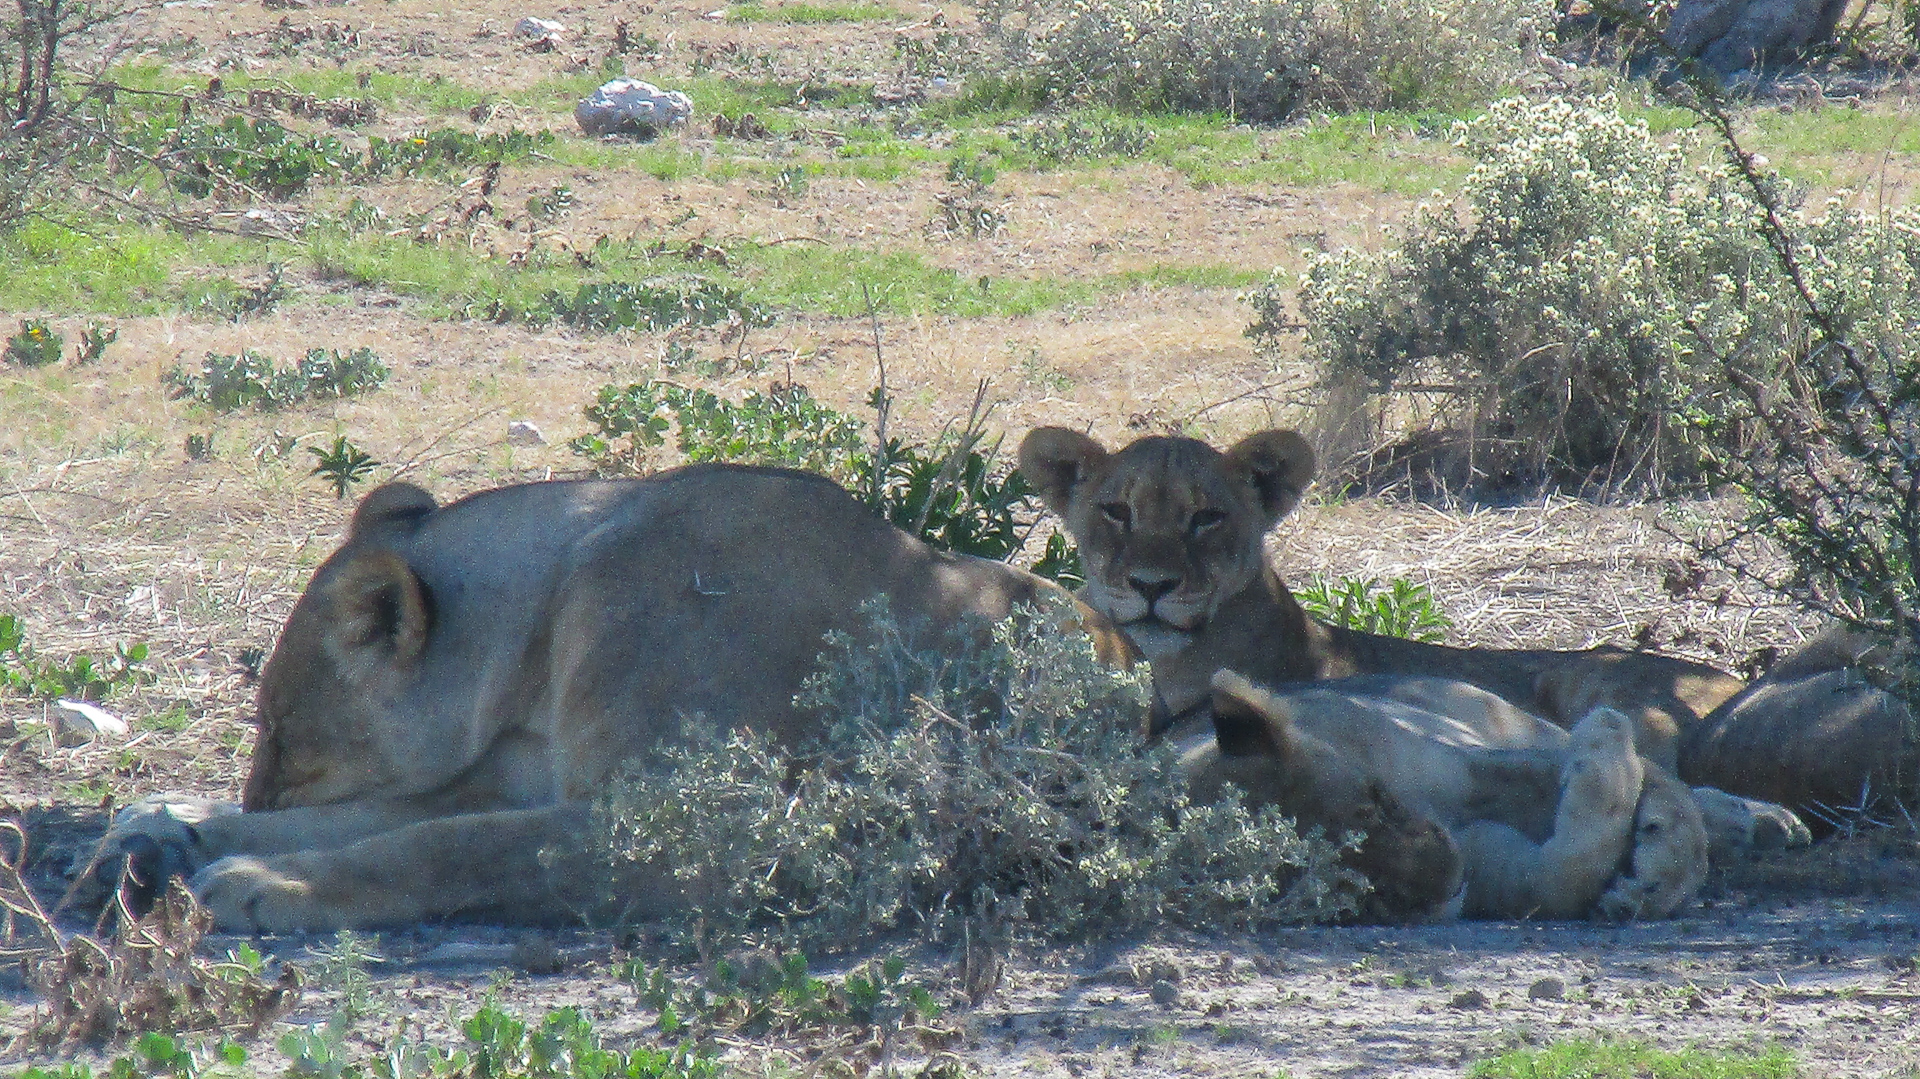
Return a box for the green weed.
[619,952,941,1042]
[1293,575,1451,641]
[163,347,388,411]
[309,436,379,499]
[3,319,63,367]
[0,613,152,701]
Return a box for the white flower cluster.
[1001,0,1552,119]
[1259,94,1920,491]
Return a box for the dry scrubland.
[4,0,1920,1074]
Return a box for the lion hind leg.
[1459,707,1644,919]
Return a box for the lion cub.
[1191,672,1712,920]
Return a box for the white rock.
[514,16,567,37]
[506,420,546,446]
[52,699,129,744]
[574,78,692,138]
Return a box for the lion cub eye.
[1188,508,1227,535]
[1099,502,1132,529]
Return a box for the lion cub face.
[1019,429,1315,656]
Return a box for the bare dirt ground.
[5,0,1920,1073]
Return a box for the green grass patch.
[1470,1039,1799,1079]
[725,0,899,21]
[0,222,279,315]
[311,227,1255,322]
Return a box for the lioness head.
[247,482,441,811]
[1018,429,1314,657]
[1187,671,1464,921]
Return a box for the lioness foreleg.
[188,803,644,931]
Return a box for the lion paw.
[190,855,324,933]
[70,794,239,913]
[1690,786,1813,862]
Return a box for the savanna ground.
[4,0,1920,1073]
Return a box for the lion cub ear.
[1223,430,1316,529]
[322,549,431,679]
[1018,427,1110,516]
[1209,670,1298,761]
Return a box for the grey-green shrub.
[1254,95,1797,492]
[977,0,1553,120]
[596,599,1360,951]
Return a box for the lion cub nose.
[1127,573,1180,605]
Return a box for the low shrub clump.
[1251,94,1913,494]
[163,347,389,411]
[570,379,1071,570]
[598,599,1361,954]
[976,0,1553,121]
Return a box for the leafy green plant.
[598,598,1359,953]
[619,952,942,1046]
[525,184,575,223]
[363,127,556,176]
[75,321,117,364]
[4,318,64,366]
[932,154,1003,237]
[571,379,1068,570]
[149,115,351,200]
[0,613,152,701]
[1013,115,1156,165]
[304,930,379,1021]
[571,380,865,478]
[1293,575,1452,641]
[164,347,389,411]
[310,436,379,499]
[543,278,773,335]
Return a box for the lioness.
[86,465,1456,931]
[1186,672,1709,920]
[1018,427,1885,820]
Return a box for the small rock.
[506,420,545,446]
[52,699,129,744]
[514,15,566,37]
[575,78,692,139]
[511,934,566,975]
[1527,977,1565,1001]
[1148,979,1180,1007]
[1448,989,1489,1010]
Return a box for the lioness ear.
[350,482,437,541]
[1209,670,1296,760]
[1223,430,1316,528]
[1018,427,1109,516]
[323,549,431,677]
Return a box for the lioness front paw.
[71,794,239,912]
[191,855,325,933]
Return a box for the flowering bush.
[1254,96,1789,490]
[977,0,1552,119]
